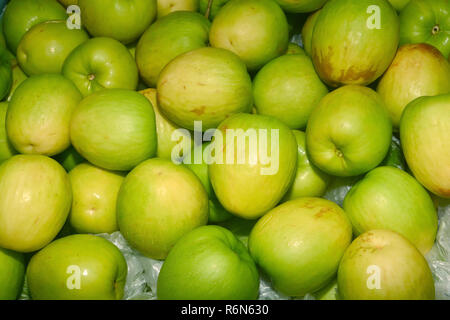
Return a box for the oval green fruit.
[0,48,12,101]
[62,37,139,97]
[209,113,298,219]
[17,20,89,76]
[70,89,157,171]
[0,248,25,300]
[27,234,127,300]
[399,0,449,59]
[78,0,156,44]
[282,130,330,201]
[157,225,259,300]
[306,85,392,177]
[157,0,199,18]
[275,0,327,13]
[69,163,125,234]
[249,197,352,297]
[377,43,450,127]
[312,0,399,86]
[2,0,67,53]
[338,230,435,300]
[157,47,253,131]
[343,166,438,254]
[0,102,16,163]
[117,158,209,259]
[400,93,450,198]
[136,11,210,88]
[6,74,82,156]
[0,155,72,252]
[209,0,289,71]
[253,54,328,129]
[301,9,321,56]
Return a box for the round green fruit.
[343,166,438,254]
[209,113,298,219]
[338,230,435,300]
[157,225,259,300]
[78,0,156,44]
[209,0,289,71]
[388,0,410,11]
[400,0,449,59]
[70,89,157,171]
[400,93,450,198]
[306,85,392,177]
[6,74,82,156]
[377,43,450,127]
[136,11,210,88]
[62,37,138,97]
[311,0,399,86]
[2,0,67,53]
[0,155,72,252]
[253,54,328,129]
[301,9,321,56]
[249,197,352,297]
[0,48,12,100]
[0,248,25,300]
[157,0,199,18]
[69,163,125,234]
[117,158,209,259]
[140,88,193,160]
[27,234,127,300]
[157,47,253,131]
[282,130,330,201]
[53,146,85,172]
[17,20,89,76]
[275,0,327,13]
[0,102,16,163]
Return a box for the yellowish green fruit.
[157,0,199,18]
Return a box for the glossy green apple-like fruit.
[6,74,82,156]
[0,102,16,163]
[338,230,435,300]
[70,89,157,171]
[209,113,298,219]
[253,54,328,129]
[400,0,449,59]
[69,163,125,234]
[0,155,72,252]
[306,85,392,177]
[388,0,410,11]
[157,225,259,300]
[209,0,289,71]
[139,88,193,161]
[312,0,399,86]
[0,248,25,300]
[199,0,230,20]
[377,43,450,127]
[2,0,67,53]
[62,37,138,97]
[343,166,438,254]
[249,197,352,297]
[27,234,127,300]
[185,143,233,224]
[17,20,89,76]
[117,158,208,259]
[136,11,210,88]
[157,0,199,18]
[157,47,253,131]
[301,9,321,56]
[282,130,330,201]
[78,0,156,44]
[275,0,327,13]
[0,48,12,101]
[400,93,450,198]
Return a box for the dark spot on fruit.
[315,207,331,218]
[192,106,206,115]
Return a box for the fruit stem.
[432,25,440,35]
[205,0,214,20]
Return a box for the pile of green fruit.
[0,0,449,301]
